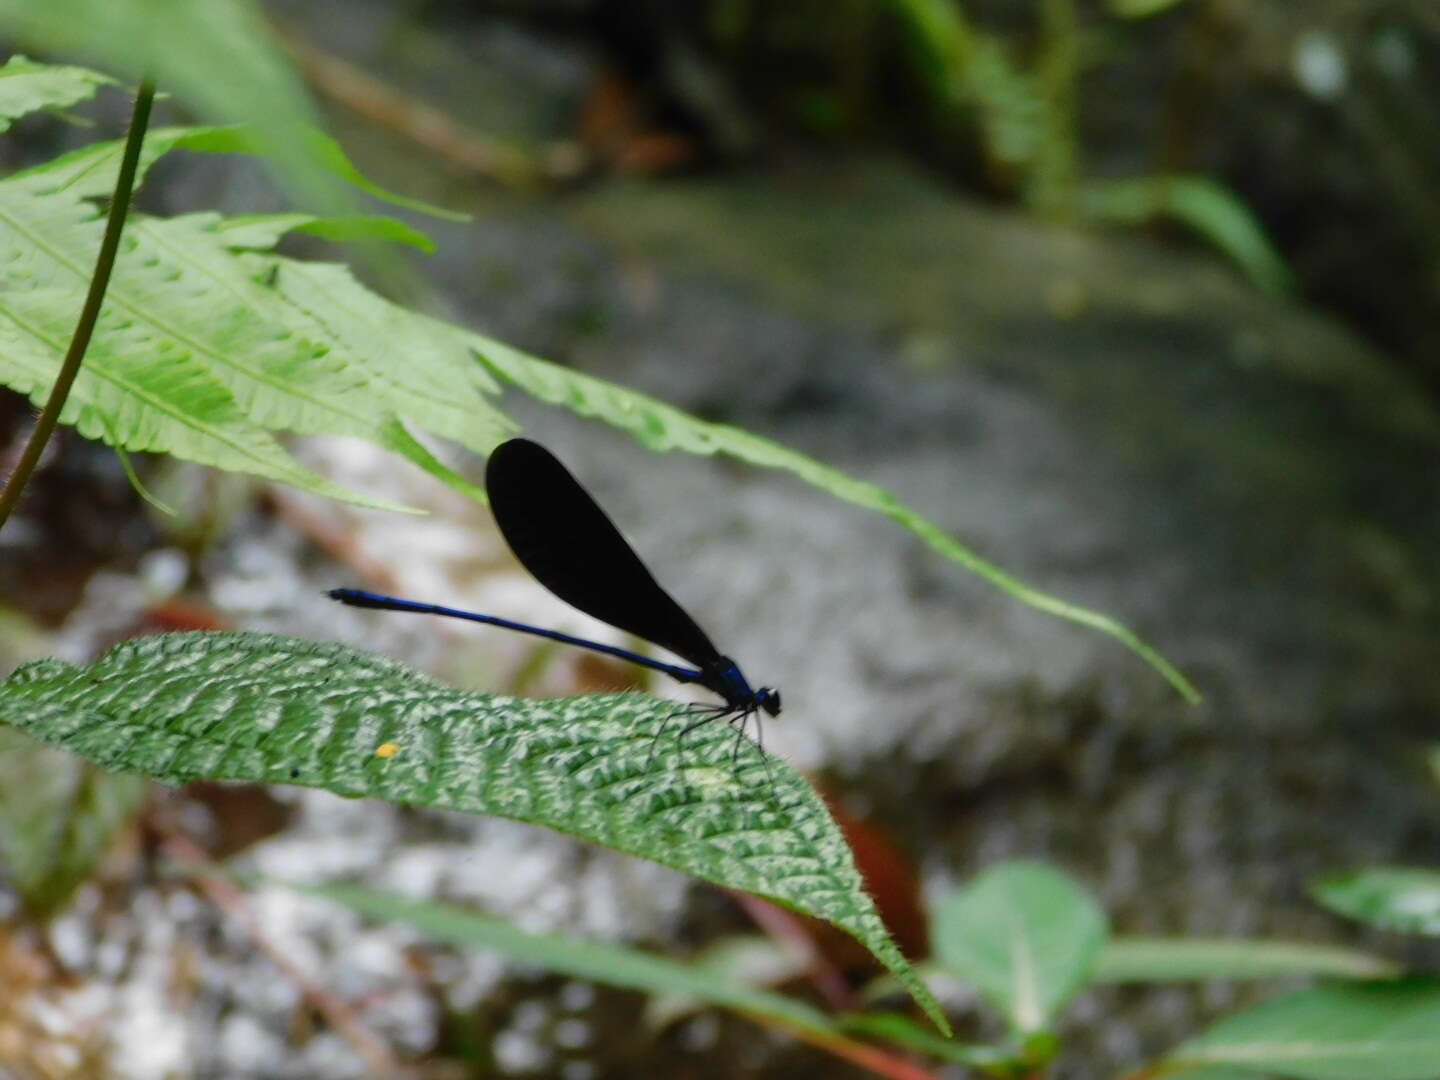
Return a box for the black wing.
[485,438,723,670]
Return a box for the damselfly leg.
[720,705,774,782]
[643,699,773,777]
[744,707,776,784]
[645,701,727,768]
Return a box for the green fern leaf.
[0,129,500,508]
[475,340,1201,702]
[15,122,463,223]
[0,0,350,210]
[220,212,438,253]
[0,53,113,132]
[0,67,1190,696]
[174,123,468,222]
[0,169,412,509]
[0,631,951,1035]
[889,0,1047,168]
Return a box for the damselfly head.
[757,687,782,717]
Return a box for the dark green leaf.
[1312,868,1440,938]
[0,726,147,918]
[0,632,948,1034]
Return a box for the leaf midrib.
[1186,1035,1440,1063]
[130,217,393,435]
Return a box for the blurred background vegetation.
[376,0,1437,370]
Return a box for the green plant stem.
[1028,0,1079,214]
[0,76,157,535]
[764,1015,942,1080]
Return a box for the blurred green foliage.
[666,0,1291,291]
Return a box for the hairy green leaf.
[0,726,147,918]
[0,631,949,1034]
[930,860,1107,1033]
[476,340,1200,702]
[1164,979,1440,1080]
[1312,868,1440,938]
[1095,938,1400,983]
[0,53,113,132]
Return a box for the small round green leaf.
[931,860,1108,1033]
[1312,868,1440,938]
[0,631,948,1034]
